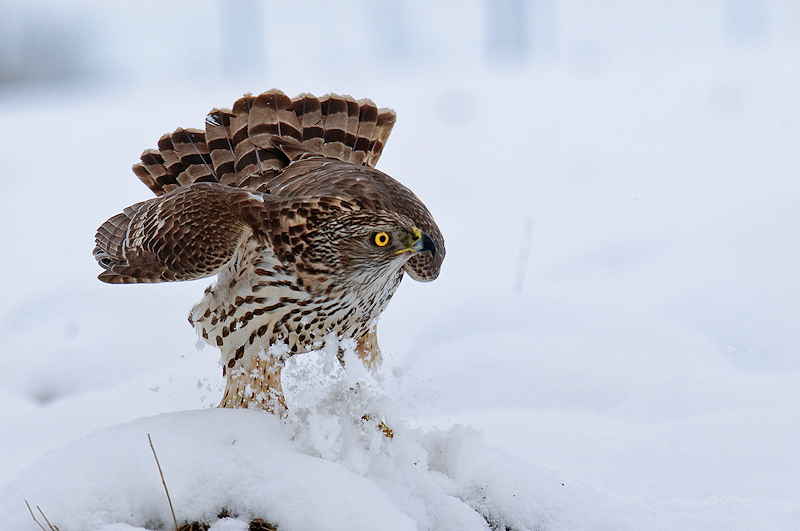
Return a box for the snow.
[2,1,800,530]
[0,362,589,531]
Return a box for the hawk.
[94,90,444,414]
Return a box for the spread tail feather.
[132,89,396,197]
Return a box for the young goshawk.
[94,89,444,414]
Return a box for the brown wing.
[94,182,365,284]
[94,183,267,283]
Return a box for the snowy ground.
[2,3,800,530]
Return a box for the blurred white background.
[1,1,799,528]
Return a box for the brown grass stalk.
[148,433,179,531]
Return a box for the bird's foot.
[361,413,394,439]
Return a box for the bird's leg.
[336,326,381,370]
[218,350,287,416]
[355,325,382,371]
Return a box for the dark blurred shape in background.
[0,4,95,86]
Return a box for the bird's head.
[306,210,436,289]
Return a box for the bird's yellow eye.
[374,232,391,247]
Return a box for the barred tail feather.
[250,90,303,147]
[293,93,323,154]
[319,94,350,162]
[163,128,216,185]
[129,89,396,197]
[344,95,361,156]
[351,100,379,166]
[205,109,238,186]
[133,150,179,196]
[367,109,396,167]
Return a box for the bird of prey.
[94,89,444,414]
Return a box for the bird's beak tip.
[413,231,436,257]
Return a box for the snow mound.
[4,344,797,530]
[0,410,587,531]
[0,347,606,531]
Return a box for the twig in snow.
[38,505,58,531]
[25,500,58,530]
[148,433,179,531]
[25,500,46,531]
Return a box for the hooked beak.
[395,227,437,257]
